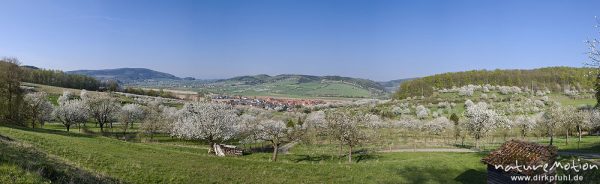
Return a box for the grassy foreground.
[0,125,487,183]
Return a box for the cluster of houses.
[211,95,325,111]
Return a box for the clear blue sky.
[1,0,599,81]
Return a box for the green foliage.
[286,119,295,128]
[595,73,600,107]
[450,113,459,124]
[395,67,595,99]
[0,59,26,125]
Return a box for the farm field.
[194,80,385,99]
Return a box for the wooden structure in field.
[481,140,558,184]
[213,144,243,156]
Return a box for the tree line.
[0,58,26,124]
[394,67,595,99]
[123,87,176,99]
[21,66,103,90]
[0,58,116,126]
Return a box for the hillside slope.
[0,125,486,183]
[394,67,595,99]
[206,74,388,98]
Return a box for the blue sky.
[1,0,599,81]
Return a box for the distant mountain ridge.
[218,74,387,92]
[68,68,180,82]
[68,67,395,98]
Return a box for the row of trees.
[50,90,174,135]
[21,66,103,90]
[167,102,381,163]
[122,87,176,99]
[391,100,600,150]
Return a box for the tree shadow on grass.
[245,145,274,153]
[292,154,333,163]
[291,149,381,163]
[454,169,486,184]
[453,143,475,149]
[0,136,122,183]
[389,166,486,183]
[561,143,600,154]
[3,125,97,138]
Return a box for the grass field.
[3,122,600,183]
[0,125,489,183]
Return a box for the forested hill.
[394,67,595,99]
[21,66,103,90]
[68,68,180,82]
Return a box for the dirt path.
[278,141,298,154]
[559,152,600,159]
[378,148,477,153]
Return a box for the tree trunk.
[338,141,343,157]
[565,130,569,146]
[578,126,582,150]
[348,146,353,163]
[549,135,554,146]
[100,123,104,132]
[272,142,278,162]
[208,141,215,154]
[66,125,70,132]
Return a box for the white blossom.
[53,99,88,132]
[464,99,475,108]
[84,93,120,131]
[57,91,73,105]
[171,103,241,153]
[415,105,429,119]
[24,92,54,128]
[119,103,146,133]
[463,102,498,148]
[424,117,452,135]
